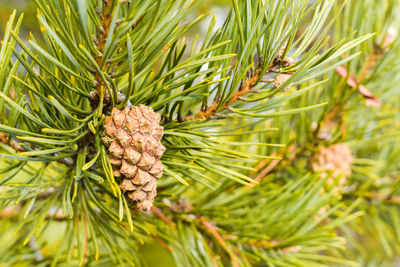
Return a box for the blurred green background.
[0,0,230,39]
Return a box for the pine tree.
[0,0,399,266]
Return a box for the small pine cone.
[102,105,165,211]
[283,56,295,66]
[311,144,353,192]
[275,42,296,66]
[273,73,293,92]
[275,42,287,60]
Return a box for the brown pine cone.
[311,144,353,191]
[274,42,296,66]
[102,105,165,211]
[273,73,293,92]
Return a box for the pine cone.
[274,42,296,66]
[102,105,165,211]
[311,144,353,191]
[273,73,293,92]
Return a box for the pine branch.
[151,206,175,229]
[200,220,240,267]
[186,67,262,121]
[250,155,281,184]
[94,0,114,100]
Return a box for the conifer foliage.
[0,0,399,266]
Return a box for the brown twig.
[0,132,23,151]
[358,49,382,81]
[94,0,114,98]
[247,146,297,187]
[151,234,173,252]
[151,206,175,229]
[252,158,281,183]
[0,132,76,167]
[211,256,219,267]
[186,69,261,121]
[201,221,240,267]
[82,213,89,265]
[244,155,281,189]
